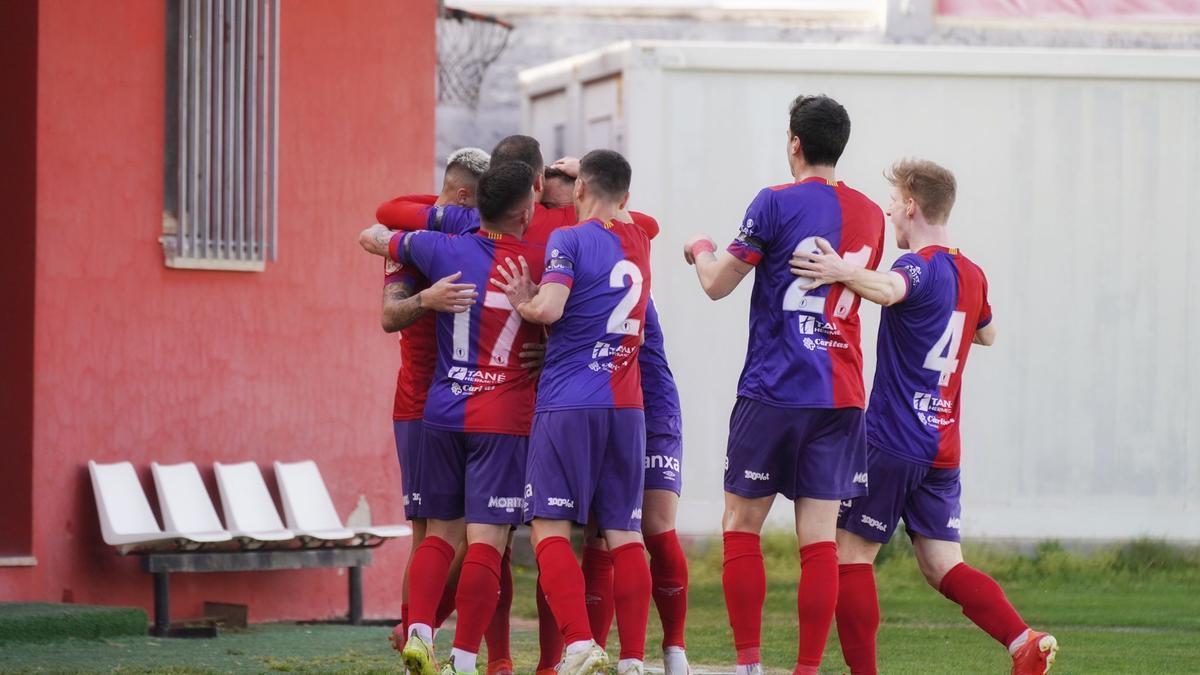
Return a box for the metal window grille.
[162,0,279,271]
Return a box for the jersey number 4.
[924,311,965,386]
[608,260,643,336]
[452,291,522,366]
[783,236,873,319]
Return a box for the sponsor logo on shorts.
[631,508,642,520]
[744,469,771,482]
[524,484,534,498]
[645,454,681,472]
[410,493,422,505]
[446,366,508,397]
[487,496,522,513]
[946,517,961,530]
[547,497,575,509]
[852,472,869,485]
[860,514,888,532]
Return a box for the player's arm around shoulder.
[790,238,908,306]
[492,254,569,325]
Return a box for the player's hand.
[790,237,854,288]
[683,235,717,265]
[419,271,477,313]
[550,156,580,178]
[358,223,395,258]
[491,255,538,310]
[519,341,547,373]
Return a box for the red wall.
[0,0,436,622]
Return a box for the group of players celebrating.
[358,93,1059,675]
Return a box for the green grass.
[0,603,147,644]
[2,537,1198,673]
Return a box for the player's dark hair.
[579,149,631,201]
[490,135,544,173]
[788,95,851,167]
[476,161,535,224]
[886,158,957,225]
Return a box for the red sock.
[484,547,513,666]
[536,576,564,672]
[938,562,1028,646]
[408,536,456,627]
[611,542,652,661]
[796,541,838,669]
[582,546,615,649]
[452,544,502,653]
[722,531,765,665]
[535,536,592,645]
[646,529,689,650]
[836,563,879,675]
[400,603,409,640]
[434,576,458,628]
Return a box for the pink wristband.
[690,239,716,258]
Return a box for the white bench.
[88,459,410,636]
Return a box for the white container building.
[519,41,1200,541]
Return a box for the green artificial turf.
[0,603,147,645]
[2,536,1198,673]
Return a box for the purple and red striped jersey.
[727,177,885,409]
[390,229,545,436]
[866,246,992,469]
[537,218,652,412]
[383,260,435,421]
[639,297,681,418]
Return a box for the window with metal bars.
[162,0,279,271]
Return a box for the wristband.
[690,239,716,258]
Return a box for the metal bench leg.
[348,565,363,625]
[153,571,170,636]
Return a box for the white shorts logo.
[860,514,888,532]
[946,517,961,530]
[852,472,868,485]
[744,469,771,481]
[487,496,522,512]
[547,497,575,509]
[631,508,642,520]
[645,454,681,472]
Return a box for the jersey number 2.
[452,291,522,366]
[783,237,873,319]
[924,311,965,386]
[608,260,644,336]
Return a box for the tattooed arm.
[381,272,478,334]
